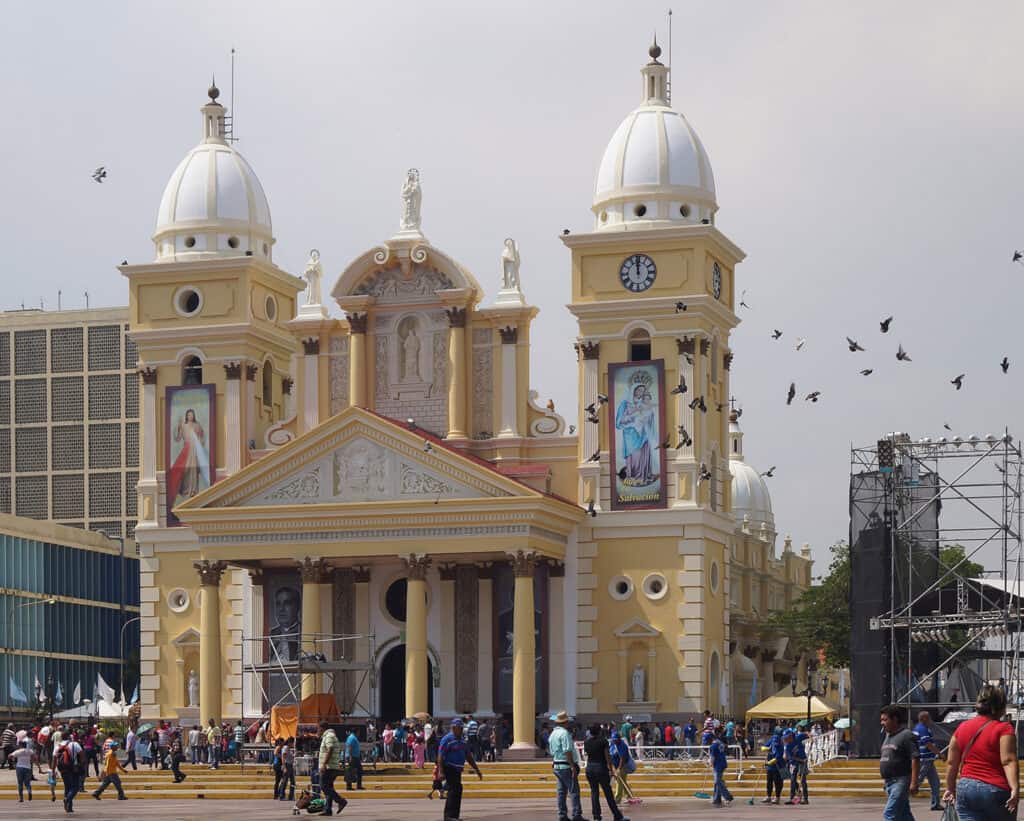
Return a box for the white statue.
[400,168,422,231]
[501,238,521,290]
[187,669,199,708]
[402,326,421,381]
[631,664,645,702]
[303,249,323,306]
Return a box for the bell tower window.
[182,356,203,386]
[629,329,651,362]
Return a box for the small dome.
[728,414,774,532]
[592,48,717,231]
[153,92,273,262]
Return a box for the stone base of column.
[504,742,540,760]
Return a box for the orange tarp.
[270,694,340,741]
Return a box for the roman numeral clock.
[619,253,657,292]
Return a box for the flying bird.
[656,437,671,450]
[586,499,596,517]
[880,316,893,333]
[91,166,107,183]
[617,466,627,480]
[597,393,609,405]
[805,391,821,403]
[546,399,555,411]
[739,290,750,309]
[587,450,600,463]
[786,382,796,405]
[675,301,687,313]
[584,403,597,415]
[698,463,712,483]
[688,396,702,410]
[943,423,953,431]
[996,463,1006,475]
[1014,251,1023,264]
[676,426,693,448]
[735,407,743,419]
[423,441,433,453]
[587,413,600,425]
[670,377,687,395]
[860,369,873,376]
[562,228,571,236]
[1001,357,1010,373]
[716,402,727,412]
[771,329,783,340]
[761,466,776,478]
[795,338,806,351]
[896,344,912,362]
[951,374,965,390]
[846,337,865,352]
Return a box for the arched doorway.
[378,644,434,722]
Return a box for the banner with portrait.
[165,385,216,526]
[608,359,667,510]
[263,569,302,708]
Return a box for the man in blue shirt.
[343,727,363,791]
[912,710,942,810]
[761,729,785,804]
[782,728,808,805]
[709,727,733,806]
[683,718,698,748]
[437,718,482,821]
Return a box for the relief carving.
[334,440,388,497]
[431,331,448,396]
[263,467,321,502]
[354,267,454,301]
[471,345,493,438]
[400,463,453,496]
[329,336,350,415]
[374,336,389,402]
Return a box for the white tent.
[53,699,129,721]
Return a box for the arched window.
[628,329,651,362]
[182,356,203,386]
[709,650,720,706]
[262,360,273,408]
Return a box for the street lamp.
[120,616,142,705]
[791,669,831,726]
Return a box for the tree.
[767,541,851,668]
[937,544,985,586]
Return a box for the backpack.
[59,744,76,771]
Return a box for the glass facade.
[0,528,139,712]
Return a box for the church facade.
[125,44,811,743]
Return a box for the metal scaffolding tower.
[851,431,1024,712]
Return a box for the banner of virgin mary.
[609,360,667,510]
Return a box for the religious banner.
[264,569,302,708]
[609,359,667,510]
[165,384,216,526]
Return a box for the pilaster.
[223,362,243,475]
[498,325,519,438]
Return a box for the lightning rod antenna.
[667,8,673,104]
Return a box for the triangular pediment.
[613,618,662,638]
[177,408,530,512]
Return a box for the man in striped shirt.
[465,716,479,760]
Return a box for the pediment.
[171,628,200,646]
[613,618,661,638]
[177,408,528,512]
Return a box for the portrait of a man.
[269,585,301,661]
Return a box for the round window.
[709,561,720,594]
[227,236,240,249]
[265,295,278,321]
[633,204,647,218]
[679,204,691,218]
[600,211,608,223]
[608,575,634,601]
[167,588,190,613]
[385,578,408,622]
[642,573,668,600]
[174,287,203,317]
[184,236,196,249]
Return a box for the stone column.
[438,564,457,715]
[445,307,468,439]
[195,560,226,724]
[353,567,371,714]
[547,562,566,715]
[498,326,519,438]
[476,564,494,716]
[578,341,600,458]
[403,555,431,717]
[246,569,264,716]
[510,550,537,754]
[347,314,368,408]
[138,367,159,525]
[454,564,479,713]
[223,363,243,474]
[301,339,321,432]
[299,557,331,699]
[245,363,258,450]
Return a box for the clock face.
[619,254,657,292]
[712,261,722,300]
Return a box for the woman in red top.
[943,684,1019,820]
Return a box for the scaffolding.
[241,631,376,725]
[850,431,1024,712]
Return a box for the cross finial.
[729,396,738,413]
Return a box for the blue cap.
[110,742,119,749]
[782,729,795,737]
[450,718,463,728]
[610,730,620,740]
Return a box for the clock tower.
[563,40,746,716]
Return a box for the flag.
[129,684,139,705]
[72,681,81,705]
[96,673,115,703]
[8,677,28,705]
[55,682,63,706]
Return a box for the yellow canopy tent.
[745,685,840,722]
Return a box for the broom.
[693,764,712,799]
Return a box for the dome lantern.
[153,84,274,263]
[728,411,775,539]
[592,42,717,232]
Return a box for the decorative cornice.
[676,338,695,356]
[352,565,371,584]
[402,554,431,581]
[547,560,566,578]
[499,326,518,345]
[223,361,242,380]
[282,377,294,396]
[438,562,458,581]
[476,561,496,580]
[699,339,710,356]
[577,340,600,360]
[347,313,368,334]
[194,559,227,586]
[247,568,264,586]
[510,549,537,578]
[245,363,258,382]
[139,367,158,385]
[302,337,321,355]
[445,307,467,328]
[724,352,734,371]
[298,556,332,584]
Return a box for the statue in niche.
[401,322,421,382]
[187,669,199,707]
[400,168,422,231]
[303,249,323,306]
[501,238,521,290]
[631,664,646,702]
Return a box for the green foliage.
[937,544,985,586]
[767,541,851,668]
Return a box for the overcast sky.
[2,1,1022,572]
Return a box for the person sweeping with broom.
[709,726,734,807]
[761,728,785,804]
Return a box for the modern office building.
[0,514,140,714]
[0,307,139,539]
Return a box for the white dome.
[153,87,273,262]
[728,416,774,531]
[592,45,717,231]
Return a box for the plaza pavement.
[0,795,895,819]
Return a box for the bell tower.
[563,41,746,717]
